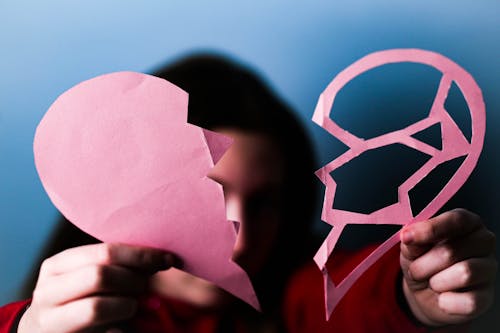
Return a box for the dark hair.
[21,53,318,314]
[154,53,319,312]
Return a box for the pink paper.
[34,72,260,310]
[313,49,486,319]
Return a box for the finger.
[408,229,495,281]
[35,264,149,305]
[400,240,432,261]
[401,209,482,246]
[438,286,495,317]
[44,296,137,333]
[40,243,179,277]
[429,257,498,292]
[400,251,429,291]
[400,239,431,289]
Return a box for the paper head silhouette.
[313,49,485,319]
[34,72,260,310]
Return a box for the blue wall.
[1,1,498,328]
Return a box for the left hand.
[400,209,497,326]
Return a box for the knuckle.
[400,244,417,261]
[96,243,114,264]
[452,208,482,227]
[137,248,162,268]
[32,287,45,303]
[439,246,455,263]
[451,207,468,216]
[407,264,421,281]
[39,258,52,275]
[426,222,440,241]
[136,249,150,264]
[399,252,408,266]
[429,275,443,291]
[448,209,463,225]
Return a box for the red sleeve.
[283,244,468,333]
[0,300,31,333]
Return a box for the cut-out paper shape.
[313,49,485,319]
[33,72,260,310]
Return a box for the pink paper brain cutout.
[33,72,260,310]
[313,49,485,319]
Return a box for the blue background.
[1,1,498,329]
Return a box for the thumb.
[400,224,433,261]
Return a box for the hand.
[400,209,497,326]
[18,243,177,333]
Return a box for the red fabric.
[0,299,30,333]
[284,244,467,333]
[0,245,468,333]
[132,295,258,333]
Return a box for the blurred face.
[152,130,285,307]
[208,129,285,276]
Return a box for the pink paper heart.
[313,49,486,319]
[34,71,260,310]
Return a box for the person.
[0,54,496,333]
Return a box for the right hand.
[17,243,177,333]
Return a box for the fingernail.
[401,229,414,244]
[437,293,453,312]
